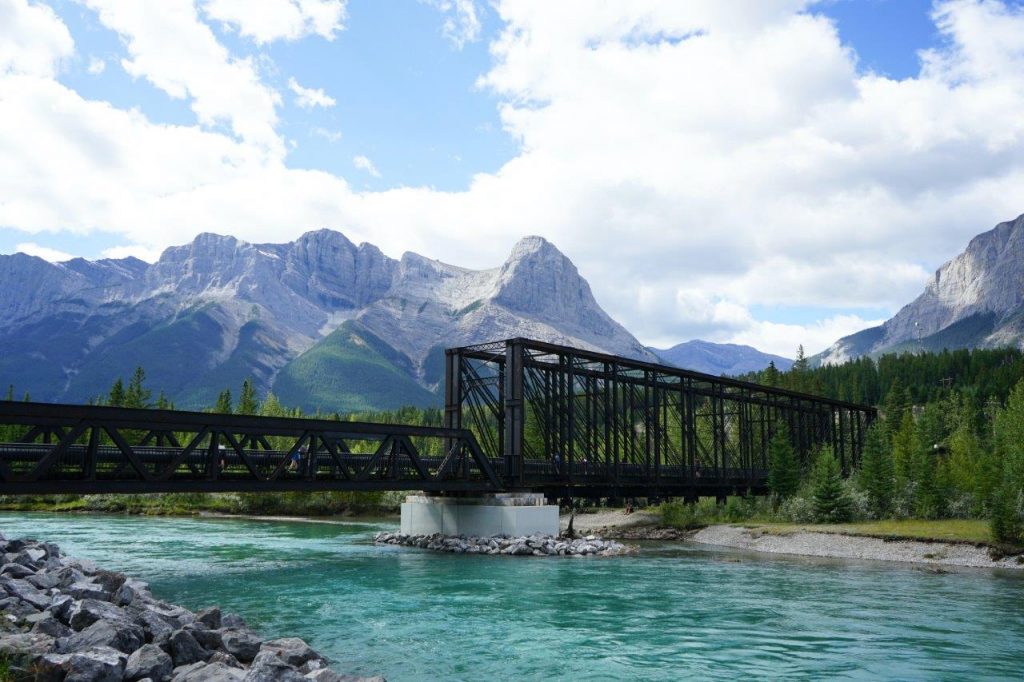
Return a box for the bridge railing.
[0,401,500,495]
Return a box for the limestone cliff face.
[0,230,655,408]
[818,213,1024,365]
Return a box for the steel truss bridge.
[0,338,874,499]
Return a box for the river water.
[2,513,1022,680]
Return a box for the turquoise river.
[2,513,1023,680]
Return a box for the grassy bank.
[747,519,993,545]
[657,497,1024,553]
[0,491,400,517]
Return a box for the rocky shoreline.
[0,532,383,681]
[373,532,635,557]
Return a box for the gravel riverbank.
[0,532,385,680]
[691,525,1024,571]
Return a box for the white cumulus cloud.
[352,155,381,178]
[204,0,347,43]
[0,0,74,77]
[287,77,335,109]
[14,242,73,262]
[84,0,283,155]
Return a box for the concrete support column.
[400,493,559,537]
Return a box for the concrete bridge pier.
[400,492,559,537]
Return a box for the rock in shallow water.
[373,531,636,558]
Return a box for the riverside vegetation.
[660,347,1024,552]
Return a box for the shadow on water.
[3,512,1023,681]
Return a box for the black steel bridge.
[0,338,875,500]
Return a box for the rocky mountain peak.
[494,236,594,318]
[818,212,1024,365]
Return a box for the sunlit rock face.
[817,213,1024,366]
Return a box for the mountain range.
[2,231,737,413]
[648,341,793,375]
[6,212,1022,412]
[818,213,1024,365]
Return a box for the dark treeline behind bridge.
[3,345,1024,545]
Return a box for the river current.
[2,513,1022,680]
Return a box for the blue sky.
[2,0,1024,355]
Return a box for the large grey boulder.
[173,661,246,681]
[29,611,73,638]
[260,637,324,667]
[0,596,40,617]
[60,618,145,655]
[133,609,174,645]
[244,650,306,681]
[125,643,173,682]
[168,629,209,667]
[0,630,57,661]
[188,626,222,651]
[66,580,111,601]
[48,593,75,624]
[64,646,129,682]
[28,570,61,591]
[0,562,35,579]
[114,578,151,607]
[196,606,221,629]
[15,547,47,567]
[2,577,51,609]
[69,599,132,631]
[220,629,261,663]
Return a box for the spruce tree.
[214,389,233,414]
[155,391,173,410]
[891,411,918,493]
[124,367,151,408]
[767,423,800,499]
[990,483,1022,544]
[108,378,126,407]
[857,422,894,517]
[811,446,853,523]
[881,378,911,441]
[237,379,259,415]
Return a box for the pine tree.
[891,411,918,494]
[124,367,151,408]
[811,446,853,523]
[913,403,946,518]
[767,423,800,499]
[155,391,173,410]
[4,385,12,402]
[764,361,780,388]
[237,379,258,415]
[990,482,1022,544]
[881,377,911,441]
[857,422,894,517]
[214,389,233,414]
[108,378,126,407]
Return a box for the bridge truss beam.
[446,338,876,499]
